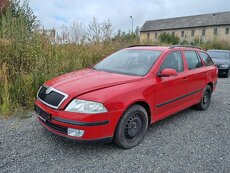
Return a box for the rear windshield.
[207,51,230,59]
[94,49,162,76]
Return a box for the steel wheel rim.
[125,113,142,139]
[203,90,210,105]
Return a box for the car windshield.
[94,49,162,76]
[207,51,229,59]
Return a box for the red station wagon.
[35,45,218,148]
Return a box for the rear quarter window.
[184,50,203,70]
[199,52,214,66]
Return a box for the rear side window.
[199,52,214,66]
[159,51,184,72]
[184,51,203,70]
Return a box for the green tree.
[0,0,39,33]
[158,32,179,45]
[114,26,140,43]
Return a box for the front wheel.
[195,85,212,110]
[114,104,148,149]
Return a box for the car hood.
[44,68,143,97]
[211,58,230,65]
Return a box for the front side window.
[159,51,184,73]
[184,51,203,70]
[199,52,214,66]
[94,49,162,76]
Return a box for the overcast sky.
[30,0,230,32]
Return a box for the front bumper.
[35,100,122,141]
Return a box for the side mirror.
[158,68,178,77]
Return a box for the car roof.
[126,45,202,52]
[207,49,230,53]
[126,46,169,51]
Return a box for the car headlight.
[220,64,229,68]
[65,99,108,114]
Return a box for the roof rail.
[169,45,203,50]
[128,44,157,48]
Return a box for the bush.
[158,32,179,45]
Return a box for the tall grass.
[0,38,137,117]
[0,6,139,117]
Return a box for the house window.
[202,29,205,36]
[225,28,229,35]
[155,32,158,38]
[191,30,195,37]
[181,31,184,37]
[147,33,150,41]
[214,28,217,35]
[172,32,175,36]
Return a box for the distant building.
[140,11,230,44]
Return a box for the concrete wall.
[140,25,230,44]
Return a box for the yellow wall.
[140,25,230,43]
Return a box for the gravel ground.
[0,78,230,173]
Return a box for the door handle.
[183,77,188,81]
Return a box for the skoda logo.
[45,87,53,95]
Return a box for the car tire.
[195,85,212,110]
[114,104,148,149]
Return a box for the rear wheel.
[195,85,212,110]
[114,104,148,149]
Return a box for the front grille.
[218,69,228,73]
[37,86,67,109]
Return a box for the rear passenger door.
[182,50,207,102]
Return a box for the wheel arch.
[124,100,152,125]
[207,82,213,91]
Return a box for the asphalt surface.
[0,77,230,173]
